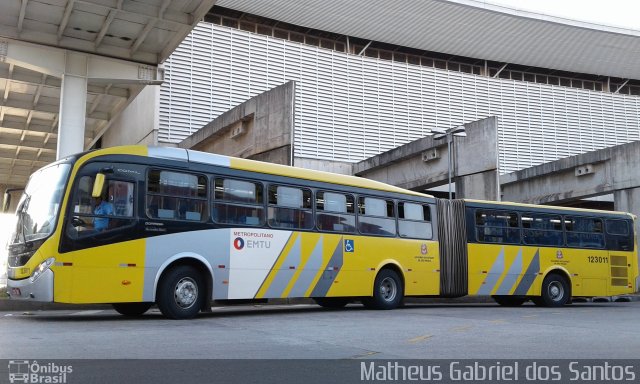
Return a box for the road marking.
[71,310,104,316]
[489,319,506,324]
[521,315,538,318]
[350,351,380,359]
[407,334,433,343]
[451,325,473,333]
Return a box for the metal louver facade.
[159,23,640,174]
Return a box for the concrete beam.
[353,116,500,199]
[179,82,296,165]
[501,140,640,204]
[0,38,162,85]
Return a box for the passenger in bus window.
[94,195,114,231]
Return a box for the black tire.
[313,297,350,308]
[492,296,527,307]
[539,273,571,307]
[156,265,205,319]
[112,302,153,317]
[362,269,403,310]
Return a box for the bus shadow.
[15,300,624,322]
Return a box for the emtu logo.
[233,237,245,250]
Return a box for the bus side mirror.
[2,191,10,213]
[92,173,106,198]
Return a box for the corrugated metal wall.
[159,23,640,174]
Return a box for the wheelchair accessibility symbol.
[344,239,354,253]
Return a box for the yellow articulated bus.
[4,146,638,319]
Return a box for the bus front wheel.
[539,273,570,307]
[112,302,153,317]
[362,269,403,310]
[156,265,205,319]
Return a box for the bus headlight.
[31,258,55,283]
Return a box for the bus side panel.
[467,243,539,296]
[69,239,146,303]
[323,237,440,298]
[561,247,608,297]
[144,229,230,301]
[254,232,376,299]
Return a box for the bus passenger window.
[316,191,356,233]
[212,178,264,226]
[475,209,520,244]
[565,216,604,248]
[357,197,396,236]
[147,170,207,222]
[522,213,563,246]
[398,202,432,239]
[267,185,314,230]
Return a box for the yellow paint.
[69,239,146,303]
[407,334,433,343]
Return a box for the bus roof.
[85,145,432,199]
[464,198,635,219]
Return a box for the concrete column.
[614,188,640,284]
[455,171,500,200]
[614,187,640,236]
[57,52,88,159]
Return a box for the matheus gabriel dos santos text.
[360,361,637,382]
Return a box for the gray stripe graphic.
[513,249,541,296]
[310,238,344,298]
[264,235,301,298]
[477,247,505,295]
[288,236,324,298]
[495,249,523,295]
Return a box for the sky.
[483,0,640,30]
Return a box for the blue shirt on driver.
[94,200,114,231]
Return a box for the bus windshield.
[10,163,71,245]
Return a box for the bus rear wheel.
[362,269,403,310]
[313,297,350,308]
[539,273,570,307]
[492,296,527,307]
[112,302,153,317]
[156,265,205,319]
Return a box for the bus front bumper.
[7,269,54,302]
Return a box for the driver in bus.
[93,195,114,231]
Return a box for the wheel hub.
[548,281,564,301]
[174,277,198,309]
[380,277,397,302]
